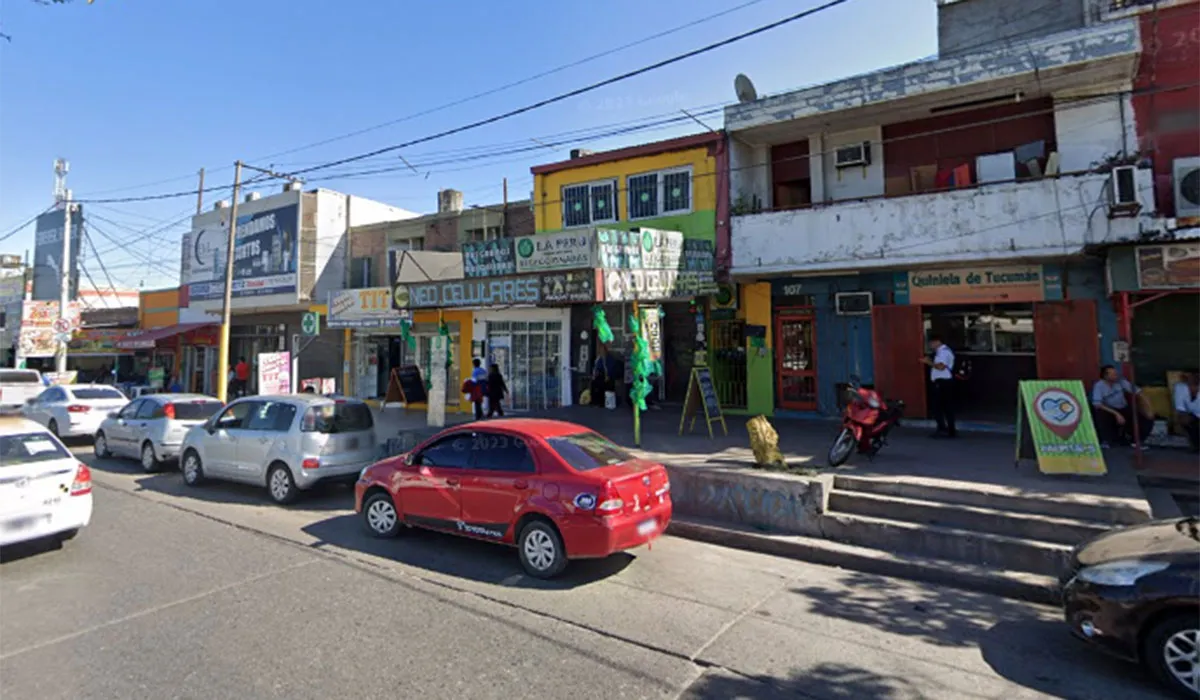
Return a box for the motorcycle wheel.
[828,428,856,467]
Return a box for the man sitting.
[1173,369,1200,453]
[1091,365,1154,449]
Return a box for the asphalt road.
[0,447,1171,700]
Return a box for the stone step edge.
[665,516,1062,606]
[827,489,1114,533]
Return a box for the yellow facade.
[139,288,180,329]
[533,146,717,233]
[405,309,474,414]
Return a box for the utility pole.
[55,157,72,374]
[195,168,206,215]
[216,161,242,403]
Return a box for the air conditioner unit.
[1108,165,1139,209]
[834,142,872,169]
[1173,156,1200,218]
[835,291,873,316]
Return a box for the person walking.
[920,334,957,438]
[486,363,508,418]
[469,358,488,420]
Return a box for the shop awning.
[116,323,216,350]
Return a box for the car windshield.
[170,401,224,421]
[0,371,40,384]
[72,387,125,400]
[547,432,632,471]
[0,432,71,466]
[301,402,373,434]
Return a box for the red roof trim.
[115,322,216,350]
[530,131,724,176]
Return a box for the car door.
[399,433,471,530]
[129,399,162,453]
[108,399,144,456]
[240,401,296,484]
[459,430,537,541]
[205,401,257,477]
[27,387,61,428]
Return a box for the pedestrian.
[470,358,488,420]
[1091,365,1154,449]
[233,356,250,397]
[920,334,957,438]
[591,345,609,407]
[1173,369,1200,453]
[486,363,507,418]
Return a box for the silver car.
[179,394,377,505]
[94,394,224,473]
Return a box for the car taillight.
[163,403,176,419]
[67,404,91,413]
[596,482,623,514]
[70,464,92,496]
[302,458,320,470]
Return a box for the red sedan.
[355,419,671,578]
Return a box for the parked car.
[0,417,93,548]
[22,384,128,439]
[0,369,44,415]
[179,394,377,505]
[355,419,672,579]
[94,394,224,473]
[1062,516,1199,697]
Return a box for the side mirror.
[24,398,35,406]
[403,452,415,466]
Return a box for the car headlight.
[1076,560,1170,586]
[359,465,371,480]
[867,396,881,409]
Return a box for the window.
[0,432,71,466]
[470,431,535,473]
[136,401,160,420]
[628,167,693,219]
[72,387,125,400]
[350,256,373,288]
[301,401,373,433]
[247,401,297,432]
[214,401,255,430]
[0,370,41,384]
[464,226,502,243]
[562,180,617,228]
[118,400,143,419]
[393,238,424,251]
[547,432,632,471]
[39,387,66,403]
[416,433,472,468]
[168,400,224,421]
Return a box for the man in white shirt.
[1173,369,1200,452]
[1091,365,1154,448]
[919,335,957,438]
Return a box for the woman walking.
[486,363,508,418]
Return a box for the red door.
[871,305,928,419]
[399,433,469,528]
[775,312,818,411]
[458,429,536,540]
[1034,300,1099,382]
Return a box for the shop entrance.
[775,310,818,411]
[183,346,217,395]
[485,320,562,412]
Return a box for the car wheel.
[362,492,402,538]
[181,450,205,486]
[267,464,298,505]
[94,432,110,459]
[517,520,568,579]
[48,419,60,438]
[140,442,161,474]
[1143,613,1200,697]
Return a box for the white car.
[0,417,93,548]
[23,384,128,439]
[0,369,45,415]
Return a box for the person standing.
[486,363,508,418]
[233,356,250,397]
[469,358,488,420]
[920,335,957,438]
[1173,369,1200,453]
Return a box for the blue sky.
[0,0,936,289]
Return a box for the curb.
[666,517,1062,606]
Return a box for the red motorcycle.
[827,375,905,466]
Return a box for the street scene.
[2,0,1199,698]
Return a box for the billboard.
[32,206,83,302]
[184,202,300,301]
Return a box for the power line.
[0,206,54,244]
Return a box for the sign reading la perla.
[513,231,595,273]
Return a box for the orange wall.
[139,288,180,329]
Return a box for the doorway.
[775,311,818,411]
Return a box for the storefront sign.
[69,329,130,354]
[540,271,598,304]
[328,287,409,328]
[596,228,645,269]
[639,229,684,270]
[894,264,1062,304]
[185,202,300,301]
[640,305,663,364]
[603,269,717,302]
[17,300,81,358]
[257,351,292,394]
[1016,380,1106,476]
[514,231,595,273]
[1137,242,1200,289]
[682,239,715,273]
[397,276,541,310]
[462,238,516,278]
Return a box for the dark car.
[1062,517,1199,697]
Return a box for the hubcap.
[1164,629,1199,693]
[183,456,198,483]
[270,470,290,500]
[95,435,106,457]
[366,500,397,533]
[523,529,556,571]
[142,446,155,469]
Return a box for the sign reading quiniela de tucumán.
[893,264,1063,304]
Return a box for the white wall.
[732,169,1155,274]
[1054,90,1136,173]
[728,137,771,211]
[819,126,884,202]
[470,306,572,408]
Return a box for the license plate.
[637,519,657,536]
[3,515,45,533]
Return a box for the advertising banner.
[396,276,542,310]
[257,351,292,394]
[328,287,410,328]
[638,229,684,270]
[32,207,82,302]
[185,203,300,301]
[1137,242,1200,289]
[603,269,717,302]
[17,301,81,358]
[514,231,595,273]
[539,271,598,304]
[69,329,131,354]
[1016,380,1106,476]
[894,264,1062,305]
[462,238,516,277]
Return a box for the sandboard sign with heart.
[1033,388,1082,439]
[1016,380,1106,476]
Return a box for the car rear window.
[547,432,632,471]
[0,432,71,466]
[0,371,41,384]
[170,400,224,420]
[301,402,373,434]
[72,387,126,400]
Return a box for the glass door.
[775,312,818,411]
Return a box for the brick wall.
[349,226,387,288]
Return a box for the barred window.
[628,173,658,219]
[562,180,617,228]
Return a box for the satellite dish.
[734,74,758,103]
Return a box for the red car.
[355,419,671,578]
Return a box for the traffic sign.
[53,318,71,334]
[301,312,320,336]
